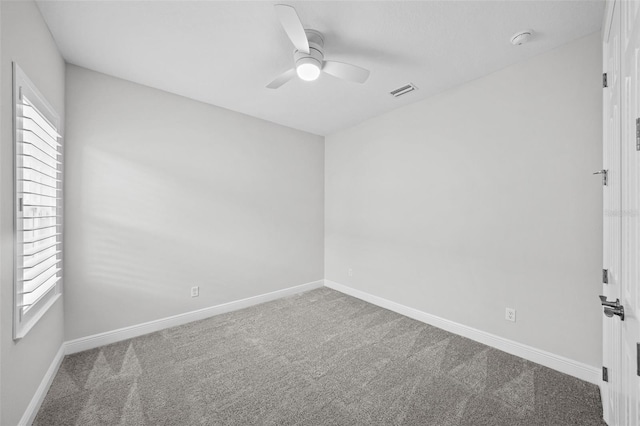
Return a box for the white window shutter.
[13,64,63,340]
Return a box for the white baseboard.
[65,280,324,355]
[19,344,65,426]
[324,280,601,386]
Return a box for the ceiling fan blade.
[266,68,297,89]
[274,4,310,54]
[322,61,370,84]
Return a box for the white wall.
[1,2,66,425]
[325,33,603,367]
[64,65,324,340]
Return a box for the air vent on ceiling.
[390,83,418,98]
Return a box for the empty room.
[1,0,639,424]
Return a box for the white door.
[603,1,622,424]
[621,0,640,424]
[603,0,640,424]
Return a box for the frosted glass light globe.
[296,61,321,81]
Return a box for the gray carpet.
[34,288,605,425]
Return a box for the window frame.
[12,63,64,340]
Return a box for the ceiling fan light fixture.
[266,6,370,89]
[296,57,321,81]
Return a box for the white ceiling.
[36,1,604,136]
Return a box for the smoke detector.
[510,30,533,46]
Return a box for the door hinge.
[637,344,640,376]
[603,366,609,382]
[593,169,608,186]
[603,269,609,284]
[603,73,608,88]
[636,118,640,151]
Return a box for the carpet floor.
[34,288,605,425]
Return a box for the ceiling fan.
[266,4,371,89]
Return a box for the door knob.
[593,169,608,186]
[599,295,624,320]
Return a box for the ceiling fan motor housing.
[294,30,324,69]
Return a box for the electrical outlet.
[505,308,516,322]
[348,268,353,277]
[191,286,199,297]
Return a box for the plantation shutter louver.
[13,64,63,339]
